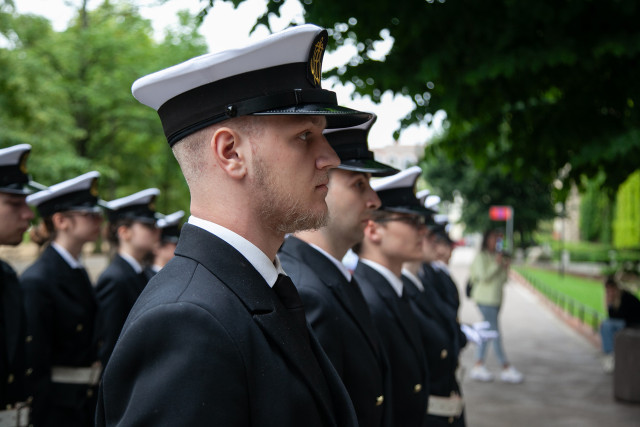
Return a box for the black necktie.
[273,274,309,341]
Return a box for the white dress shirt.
[308,243,352,282]
[359,258,404,297]
[188,216,285,288]
[119,252,143,274]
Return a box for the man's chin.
[282,207,328,234]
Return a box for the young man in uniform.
[0,144,34,427]
[279,115,397,427]
[353,166,431,427]
[96,24,372,426]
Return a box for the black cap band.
[107,205,157,224]
[0,163,30,194]
[37,190,99,217]
[377,187,436,220]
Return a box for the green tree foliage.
[216,0,640,196]
[0,0,207,214]
[613,170,640,249]
[420,142,555,246]
[579,173,612,243]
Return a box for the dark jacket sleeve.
[97,302,249,426]
[20,269,55,422]
[95,274,133,367]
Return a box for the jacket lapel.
[356,262,425,368]
[43,246,97,310]
[113,255,147,295]
[175,225,339,426]
[283,237,382,360]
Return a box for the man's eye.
[299,132,310,141]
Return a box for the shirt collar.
[119,252,143,274]
[432,260,450,275]
[360,258,404,297]
[402,268,424,292]
[51,242,83,269]
[307,242,352,281]
[188,215,284,288]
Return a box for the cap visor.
[253,103,373,128]
[338,159,399,177]
[131,216,157,225]
[0,186,32,195]
[67,206,102,214]
[384,205,436,221]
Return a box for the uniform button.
[25,368,33,376]
[375,395,384,406]
[413,383,422,393]
[76,324,84,332]
[25,335,32,343]
[441,349,448,359]
[7,374,14,384]
[87,389,94,397]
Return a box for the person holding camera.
[468,228,523,383]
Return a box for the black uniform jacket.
[0,260,26,407]
[403,276,465,427]
[95,254,147,366]
[96,224,358,427]
[354,261,428,427]
[279,236,392,427]
[142,266,157,282]
[420,263,467,357]
[20,246,99,426]
[432,264,461,312]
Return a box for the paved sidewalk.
[450,246,640,427]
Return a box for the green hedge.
[614,170,640,249]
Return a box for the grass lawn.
[513,265,606,330]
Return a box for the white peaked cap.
[370,166,422,193]
[157,210,185,229]
[27,171,101,216]
[27,171,100,206]
[433,214,449,225]
[133,25,322,111]
[106,188,160,211]
[132,24,371,146]
[0,144,31,166]
[0,144,32,195]
[425,195,441,211]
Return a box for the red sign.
[489,206,512,221]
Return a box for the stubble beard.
[253,155,328,234]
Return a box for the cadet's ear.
[364,219,383,244]
[117,224,132,242]
[211,126,247,180]
[51,212,69,231]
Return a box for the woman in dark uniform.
[20,171,103,427]
[95,189,160,367]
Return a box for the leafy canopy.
[212,0,640,195]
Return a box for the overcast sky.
[13,0,444,148]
